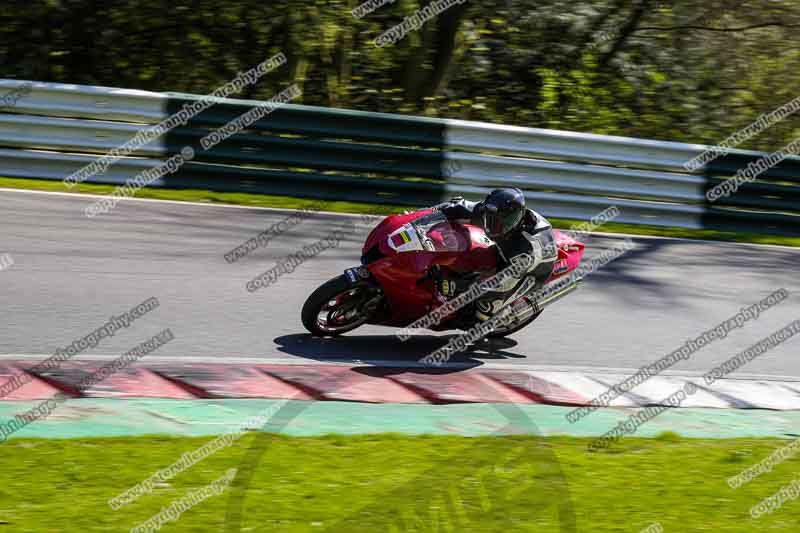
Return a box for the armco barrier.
[0,79,798,235]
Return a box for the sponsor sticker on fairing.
[553,260,569,274]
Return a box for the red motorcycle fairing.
[361,210,498,327]
[547,230,585,283]
[362,208,433,259]
[304,207,585,338]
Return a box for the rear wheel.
[301,275,381,337]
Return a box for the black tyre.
[301,275,378,337]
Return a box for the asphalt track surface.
[1,188,798,379]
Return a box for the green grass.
[2,175,799,247]
[0,176,409,217]
[1,433,799,532]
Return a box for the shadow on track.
[274,333,527,371]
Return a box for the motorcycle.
[301,207,585,338]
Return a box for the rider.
[432,187,558,321]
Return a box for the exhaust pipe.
[536,279,581,309]
[507,280,581,324]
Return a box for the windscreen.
[410,211,471,252]
[410,210,448,238]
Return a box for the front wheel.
[301,275,381,337]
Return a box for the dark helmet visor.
[483,203,524,238]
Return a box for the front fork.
[343,265,385,323]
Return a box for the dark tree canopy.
[2,0,799,150]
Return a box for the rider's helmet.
[479,187,526,238]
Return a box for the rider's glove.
[436,278,458,300]
[437,278,458,299]
[478,296,514,322]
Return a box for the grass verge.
[1,176,799,247]
[0,433,798,532]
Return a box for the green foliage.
[2,0,800,149]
